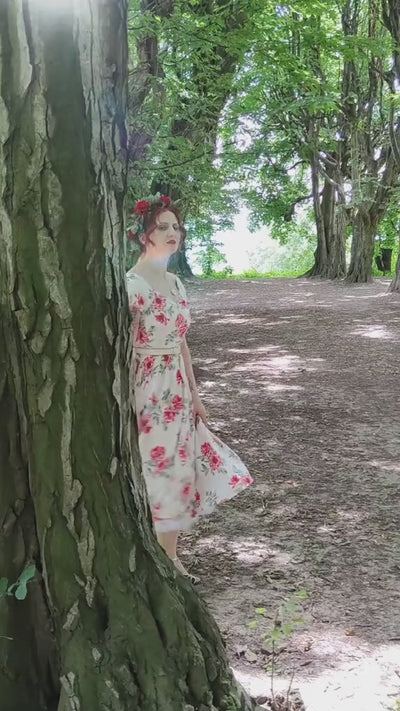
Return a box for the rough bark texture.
[382,0,400,292]
[342,0,400,282]
[347,208,376,282]
[0,2,260,710]
[307,147,346,280]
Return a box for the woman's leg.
[156,530,179,559]
[156,529,199,584]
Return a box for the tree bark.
[390,235,400,292]
[307,151,346,279]
[382,0,400,292]
[341,0,400,282]
[347,207,376,282]
[168,248,194,278]
[0,2,259,710]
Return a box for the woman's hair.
[130,200,186,253]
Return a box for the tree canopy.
[127,0,400,286]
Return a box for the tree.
[382,0,400,292]
[219,0,400,282]
[0,2,260,709]
[341,0,400,282]
[220,4,349,280]
[127,0,252,277]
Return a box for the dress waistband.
[134,345,181,356]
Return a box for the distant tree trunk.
[382,0,400,292]
[390,237,400,292]
[307,153,346,279]
[341,0,400,283]
[168,248,194,277]
[0,2,259,710]
[347,207,376,282]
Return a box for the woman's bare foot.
[172,557,200,585]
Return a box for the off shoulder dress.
[126,271,253,532]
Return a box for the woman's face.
[144,210,182,258]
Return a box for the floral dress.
[126,271,253,532]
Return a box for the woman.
[126,195,252,583]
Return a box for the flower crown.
[127,194,172,241]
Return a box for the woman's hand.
[192,393,208,425]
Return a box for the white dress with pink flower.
[126,271,253,532]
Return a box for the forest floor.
[182,276,400,711]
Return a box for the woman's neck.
[137,254,169,274]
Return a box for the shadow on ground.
[182,277,400,711]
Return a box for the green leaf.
[247,620,258,629]
[255,607,267,615]
[296,589,309,600]
[282,623,293,636]
[17,565,36,586]
[14,583,28,601]
[269,627,284,642]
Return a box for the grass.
[199,268,307,280]
[199,267,396,280]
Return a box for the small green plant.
[248,589,310,709]
[248,589,309,653]
[0,565,36,641]
[0,565,36,601]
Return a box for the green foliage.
[127,0,255,231]
[197,242,229,277]
[376,196,400,251]
[0,565,36,602]
[127,0,400,278]
[201,268,306,279]
[248,589,310,656]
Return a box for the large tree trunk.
[307,154,346,279]
[346,207,376,282]
[0,3,259,710]
[382,0,400,293]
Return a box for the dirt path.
[183,277,400,711]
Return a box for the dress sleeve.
[126,274,147,313]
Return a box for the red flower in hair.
[159,196,171,207]
[134,200,151,215]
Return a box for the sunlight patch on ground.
[368,460,400,474]
[193,534,294,568]
[232,354,324,377]
[335,508,369,524]
[343,292,391,300]
[212,316,269,326]
[350,324,399,340]
[227,346,281,354]
[234,640,400,711]
[266,383,304,392]
[235,354,302,372]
